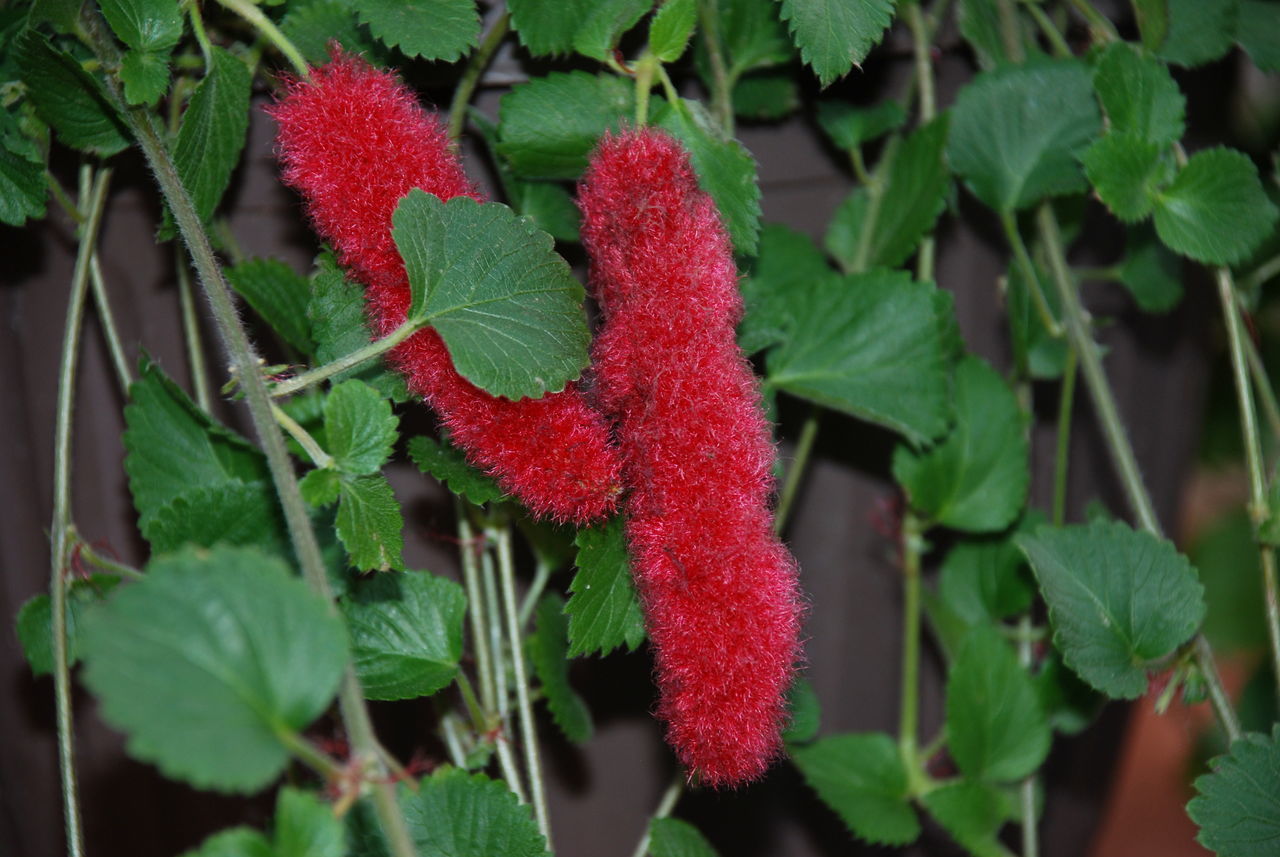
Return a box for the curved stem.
[1022,0,1072,57]
[628,775,685,857]
[517,558,553,628]
[1053,348,1078,527]
[698,0,735,135]
[898,511,925,768]
[447,10,511,141]
[458,505,496,713]
[215,0,310,77]
[272,403,332,468]
[634,52,658,127]
[176,249,212,411]
[775,405,821,535]
[77,543,144,581]
[1242,329,1280,447]
[276,728,345,781]
[89,255,133,393]
[1016,613,1039,857]
[1066,0,1120,44]
[51,166,112,857]
[182,0,214,71]
[995,0,1025,61]
[270,318,423,398]
[1002,211,1063,338]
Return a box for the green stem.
[1022,0,1072,56]
[851,136,901,274]
[182,0,214,71]
[176,250,212,411]
[1002,211,1063,338]
[848,147,872,186]
[898,511,925,769]
[1016,613,1039,857]
[51,166,111,857]
[774,406,821,535]
[270,319,423,397]
[698,0,735,135]
[447,11,510,141]
[628,775,685,857]
[458,506,496,713]
[517,559,553,628]
[1053,348,1078,527]
[276,728,345,781]
[77,543,144,581]
[634,52,658,127]
[655,64,683,112]
[272,403,332,468]
[903,2,935,122]
[1066,0,1120,43]
[994,0,1025,61]
[1241,311,1280,446]
[495,524,551,845]
[89,255,133,393]
[455,669,490,734]
[215,0,310,77]
[1214,268,1280,709]
[1244,252,1280,291]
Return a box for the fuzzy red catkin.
[269,52,621,524]
[578,128,804,786]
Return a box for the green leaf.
[778,0,897,86]
[1034,650,1103,735]
[651,0,697,61]
[119,49,170,106]
[1116,226,1183,313]
[497,72,634,179]
[1196,509,1269,653]
[1238,0,1280,72]
[336,474,404,572]
[281,0,389,66]
[1133,0,1169,51]
[1006,254,1068,380]
[342,570,466,700]
[766,269,952,445]
[1016,519,1206,699]
[307,252,409,400]
[731,71,800,120]
[339,0,479,61]
[790,733,921,846]
[1152,147,1280,265]
[80,547,349,792]
[511,181,581,242]
[781,676,821,744]
[393,192,590,399]
[957,0,1011,68]
[300,468,342,507]
[16,575,121,676]
[652,97,762,255]
[1092,42,1185,145]
[703,0,793,76]
[947,626,1051,782]
[226,258,315,353]
[572,0,656,60]
[16,30,130,156]
[124,359,268,531]
[168,47,251,231]
[1189,726,1280,857]
[939,533,1035,627]
[815,99,906,152]
[0,144,46,226]
[527,592,593,742]
[739,223,831,355]
[921,781,1016,857]
[399,767,549,857]
[407,435,505,506]
[948,59,1100,212]
[1159,0,1239,67]
[507,0,654,58]
[1081,132,1174,223]
[180,828,273,857]
[893,356,1029,532]
[826,115,950,272]
[143,480,285,555]
[323,380,398,476]
[275,788,345,857]
[649,818,721,857]
[99,0,184,51]
[567,517,646,657]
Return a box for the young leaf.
[948,59,1100,212]
[826,115,951,272]
[119,49,170,106]
[179,828,273,857]
[739,223,831,355]
[300,468,342,507]
[407,435,505,506]
[0,144,47,226]
[893,356,1029,532]
[920,781,1016,857]
[1016,520,1207,699]
[392,191,591,400]
[274,788,345,857]
[790,732,921,846]
[702,0,793,76]
[324,380,398,476]
[307,252,408,400]
[1092,42,1186,145]
[281,0,389,66]
[79,547,349,792]
[946,626,1051,782]
[99,0,184,52]
[497,71,634,179]
[649,818,721,857]
[1116,226,1183,313]
[338,0,479,61]
[527,592,593,742]
[1188,726,1280,857]
[143,480,286,556]
[226,257,315,353]
[469,112,581,242]
[1006,254,1068,379]
[572,0,655,60]
[1151,147,1279,266]
[16,575,121,676]
[650,0,697,61]
[957,0,1012,68]
[731,72,800,120]
[652,97,762,254]
[815,99,906,152]
[567,517,646,657]
[1081,132,1173,223]
[1034,650,1103,735]
[1237,0,1280,72]
[938,533,1036,627]
[778,0,896,87]
[781,676,821,744]
[336,473,405,571]
[398,768,549,857]
[341,570,466,701]
[765,270,952,446]
[1132,0,1169,50]
[16,30,130,156]
[1158,0,1240,68]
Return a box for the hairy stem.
[176,250,212,411]
[517,559,554,628]
[775,405,821,535]
[447,10,510,141]
[1066,0,1120,43]
[276,728,345,781]
[1053,348,1078,527]
[628,775,685,857]
[903,0,937,282]
[1002,211,1063,338]
[698,0,735,135]
[458,506,496,713]
[898,511,925,768]
[1017,613,1039,857]
[272,403,332,468]
[1243,329,1280,446]
[215,0,310,77]
[270,318,423,397]
[77,542,144,581]
[89,255,134,393]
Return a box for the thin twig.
[698,0,735,134]
[447,10,510,141]
[628,775,685,857]
[774,406,821,535]
[269,318,422,398]
[175,249,212,411]
[89,255,133,393]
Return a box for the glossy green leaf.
[307,253,408,399]
[16,30,130,156]
[948,59,1100,212]
[650,0,697,61]
[939,533,1035,627]
[1092,42,1185,144]
[527,593,593,742]
[226,258,314,353]
[766,270,952,445]
[1152,147,1279,265]
[778,0,897,86]
[399,768,549,857]
[80,547,349,792]
[1081,132,1173,223]
[281,0,389,65]
[507,0,653,58]
[498,72,634,179]
[0,144,46,226]
[739,223,831,355]
[336,474,404,572]
[323,380,398,476]
[1159,0,1239,67]
[393,192,590,399]
[649,818,721,857]
[893,356,1029,532]
[921,781,1016,857]
[119,49,170,106]
[947,626,1051,782]
[342,570,466,700]
[1016,520,1206,699]
[339,0,479,61]
[99,0,183,51]
[1189,726,1280,857]
[407,435,505,506]
[791,733,921,846]
[566,517,646,657]
[16,575,120,677]
[815,99,905,152]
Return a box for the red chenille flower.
[578,128,804,786]
[269,52,621,523]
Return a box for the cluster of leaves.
[7,0,1280,856]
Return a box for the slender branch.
[635,52,659,127]
[851,136,901,275]
[272,403,332,468]
[1065,0,1120,44]
[517,559,554,628]
[1244,252,1280,291]
[458,506,496,712]
[447,10,511,141]
[50,166,112,857]
[1053,348,1078,527]
[214,0,310,77]
[1244,330,1280,446]
[276,728,345,781]
[698,0,735,134]
[994,0,1025,61]
[176,250,212,411]
[455,670,490,734]
[1016,613,1039,857]
[182,0,214,71]
[77,543,144,581]
[898,511,925,768]
[89,255,133,393]
[1022,1,1072,57]
[628,775,685,857]
[903,0,937,282]
[1002,211,1064,338]
[775,406,821,535]
[270,318,423,398]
